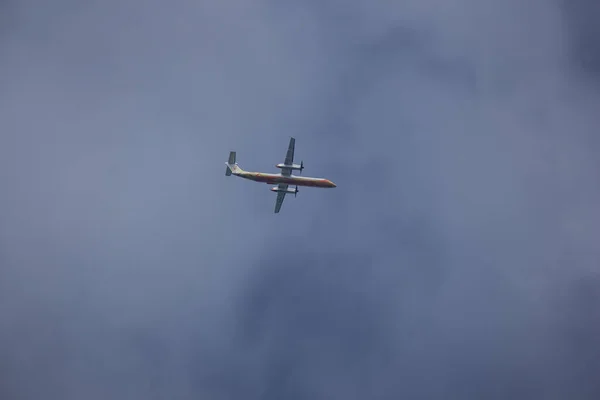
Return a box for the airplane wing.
[280,137,295,177]
[274,184,288,213]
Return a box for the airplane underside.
[225,137,336,213]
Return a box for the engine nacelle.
[270,186,299,194]
[276,162,303,171]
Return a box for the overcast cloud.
[1,0,599,399]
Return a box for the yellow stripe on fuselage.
[241,172,335,188]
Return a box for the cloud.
[228,1,600,398]
[561,0,600,82]
[1,0,599,399]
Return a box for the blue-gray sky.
[1,0,599,399]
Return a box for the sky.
[1,0,599,399]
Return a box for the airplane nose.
[330,181,337,187]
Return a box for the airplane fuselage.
[236,171,336,188]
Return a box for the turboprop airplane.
[225,137,336,213]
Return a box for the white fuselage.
[234,170,336,188]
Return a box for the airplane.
[225,137,336,213]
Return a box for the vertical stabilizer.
[225,151,241,176]
[228,151,236,164]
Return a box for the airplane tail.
[225,151,242,175]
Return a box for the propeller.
[295,185,299,197]
[300,160,304,174]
